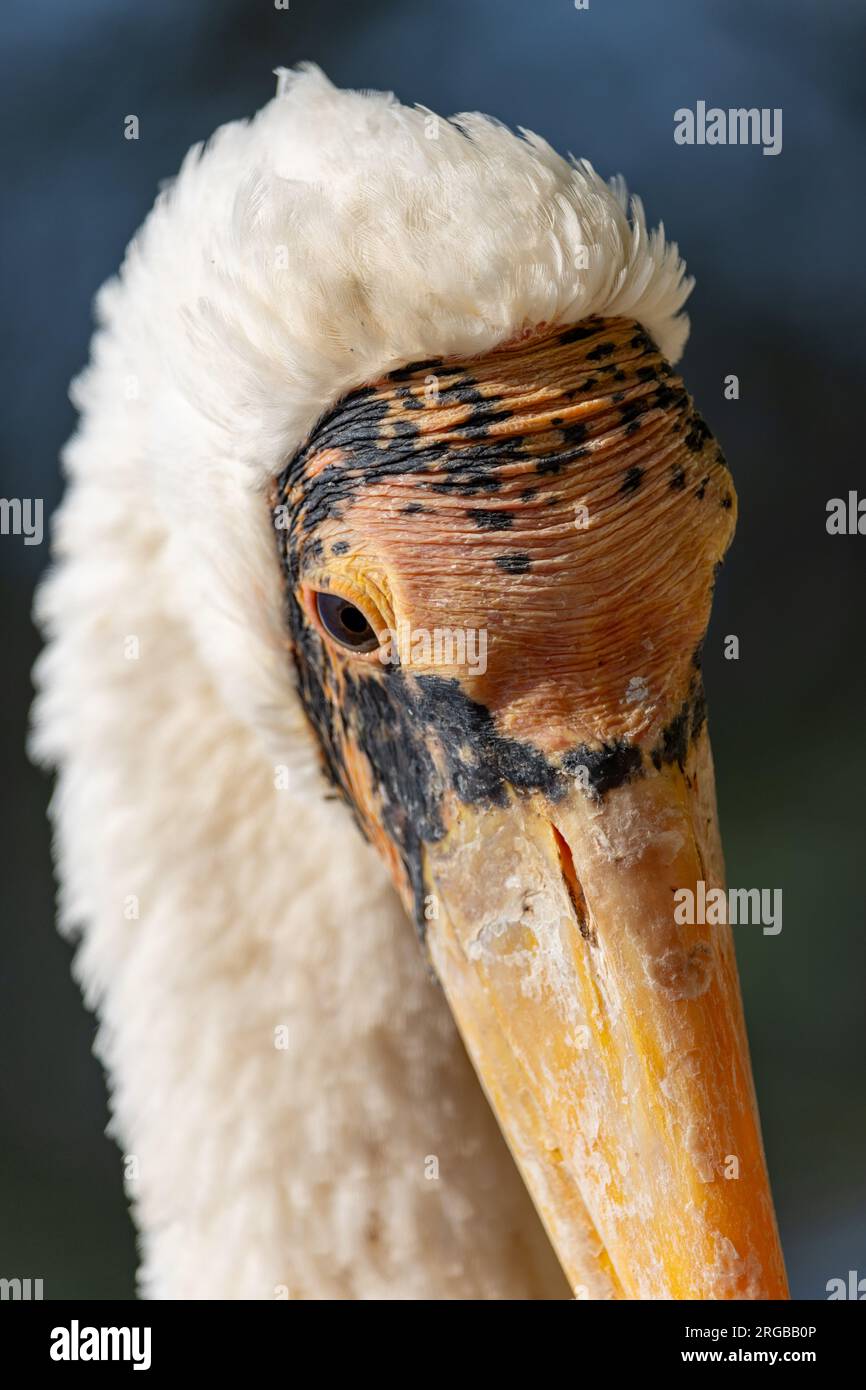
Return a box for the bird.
[32,65,789,1301]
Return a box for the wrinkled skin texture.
[272,317,733,928]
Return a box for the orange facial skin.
[274,316,734,798]
[269,318,787,1299]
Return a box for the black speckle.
[402,502,427,515]
[684,414,712,453]
[494,552,531,574]
[670,464,686,491]
[387,358,443,381]
[390,417,419,439]
[696,475,709,501]
[302,538,325,571]
[721,493,733,510]
[587,340,616,361]
[469,508,514,531]
[621,465,644,494]
[558,323,598,345]
[331,540,350,556]
[438,379,486,407]
[653,383,679,411]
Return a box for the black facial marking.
[340,669,446,926]
[650,677,707,771]
[313,665,582,935]
[494,552,531,574]
[469,508,514,531]
[562,741,643,797]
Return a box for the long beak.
[423,727,788,1299]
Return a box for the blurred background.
[1,0,864,1299]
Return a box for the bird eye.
[314,591,380,653]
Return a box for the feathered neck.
[32,66,692,1297]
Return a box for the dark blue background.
[2,0,864,1299]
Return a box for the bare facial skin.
[274,316,734,877]
[271,317,788,1299]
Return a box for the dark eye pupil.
[315,592,378,651]
[340,605,368,635]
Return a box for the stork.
[32,66,788,1300]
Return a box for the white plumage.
[32,66,694,1298]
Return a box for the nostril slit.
[550,824,596,945]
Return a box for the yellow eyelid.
[304,565,395,632]
[302,577,390,649]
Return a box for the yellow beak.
[423,727,788,1299]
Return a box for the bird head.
[271,310,783,1298]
